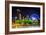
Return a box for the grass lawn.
[15,19,32,24]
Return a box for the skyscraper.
[16,9,21,20]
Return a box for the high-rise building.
[16,9,21,20]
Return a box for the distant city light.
[32,17,37,20]
[30,14,39,20]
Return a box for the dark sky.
[12,7,40,18]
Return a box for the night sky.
[12,7,40,19]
